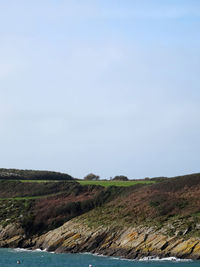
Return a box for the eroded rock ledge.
[1,220,200,260]
[34,220,200,260]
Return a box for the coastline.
[1,219,200,261]
[1,173,200,261]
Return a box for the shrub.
[84,173,100,180]
[112,175,129,181]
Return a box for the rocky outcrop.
[0,223,25,247]
[31,220,200,260]
[1,220,200,260]
[0,220,200,259]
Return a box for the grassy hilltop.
[0,169,200,242]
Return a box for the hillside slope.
[0,172,200,259]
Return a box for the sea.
[0,248,199,267]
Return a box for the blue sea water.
[0,248,199,267]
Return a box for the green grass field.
[1,179,155,187]
[77,180,155,187]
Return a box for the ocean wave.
[93,253,109,258]
[80,252,193,263]
[94,254,192,263]
[139,256,192,262]
[13,248,47,253]
[13,248,30,253]
[80,252,93,255]
[11,249,193,262]
[32,248,46,253]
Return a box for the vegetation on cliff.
[78,179,155,187]
[0,178,141,234]
[1,169,200,252]
[78,173,200,239]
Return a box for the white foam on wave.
[80,252,193,263]
[94,253,108,258]
[13,248,48,253]
[139,256,192,262]
[32,248,45,252]
[80,252,92,255]
[93,254,192,263]
[109,256,134,261]
[13,248,30,253]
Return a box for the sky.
[0,0,200,179]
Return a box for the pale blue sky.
[0,0,200,179]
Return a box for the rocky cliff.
[34,218,200,260]
[1,219,200,260]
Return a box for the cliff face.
[0,224,25,248]
[1,209,200,259]
[31,220,200,260]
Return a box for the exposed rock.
[0,223,25,247]
[1,218,200,260]
[28,219,200,260]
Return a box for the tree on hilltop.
[84,173,100,180]
[112,175,129,181]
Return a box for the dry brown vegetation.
[1,172,200,238]
[107,173,200,221]
[31,186,103,233]
[79,173,200,238]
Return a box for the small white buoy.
[17,260,21,264]
[89,265,92,267]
